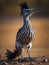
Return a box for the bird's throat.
[23,15,32,29]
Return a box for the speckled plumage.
[16,17,35,46]
[6,2,35,60]
[16,2,35,52]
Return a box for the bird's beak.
[31,8,40,14]
[27,8,40,18]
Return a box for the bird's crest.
[20,2,30,16]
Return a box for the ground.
[0,56,49,65]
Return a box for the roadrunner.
[6,2,36,61]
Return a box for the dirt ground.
[0,57,49,65]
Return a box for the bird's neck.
[23,15,32,27]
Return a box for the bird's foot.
[19,57,25,62]
[29,57,36,62]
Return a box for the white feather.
[15,41,32,50]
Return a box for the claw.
[29,57,36,62]
[19,57,25,62]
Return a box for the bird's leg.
[27,48,31,59]
[21,53,24,59]
[27,48,35,62]
[19,50,24,62]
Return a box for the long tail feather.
[5,48,22,60]
[5,49,13,56]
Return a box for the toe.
[19,58,25,62]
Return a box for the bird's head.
[20,2,39,18]
[20,2,32,17]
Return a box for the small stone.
[0,61,6,65]
[10,61,19,64]
[41,58,48,63]
[20,64,24,65]
[4,61,8,65]
[29,62,34,65]
[38,62,42,64]
[45,58,48,62]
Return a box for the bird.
[5,2,36,61]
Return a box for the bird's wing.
[16,27,26,40]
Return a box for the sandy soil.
[0,56,49,65]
